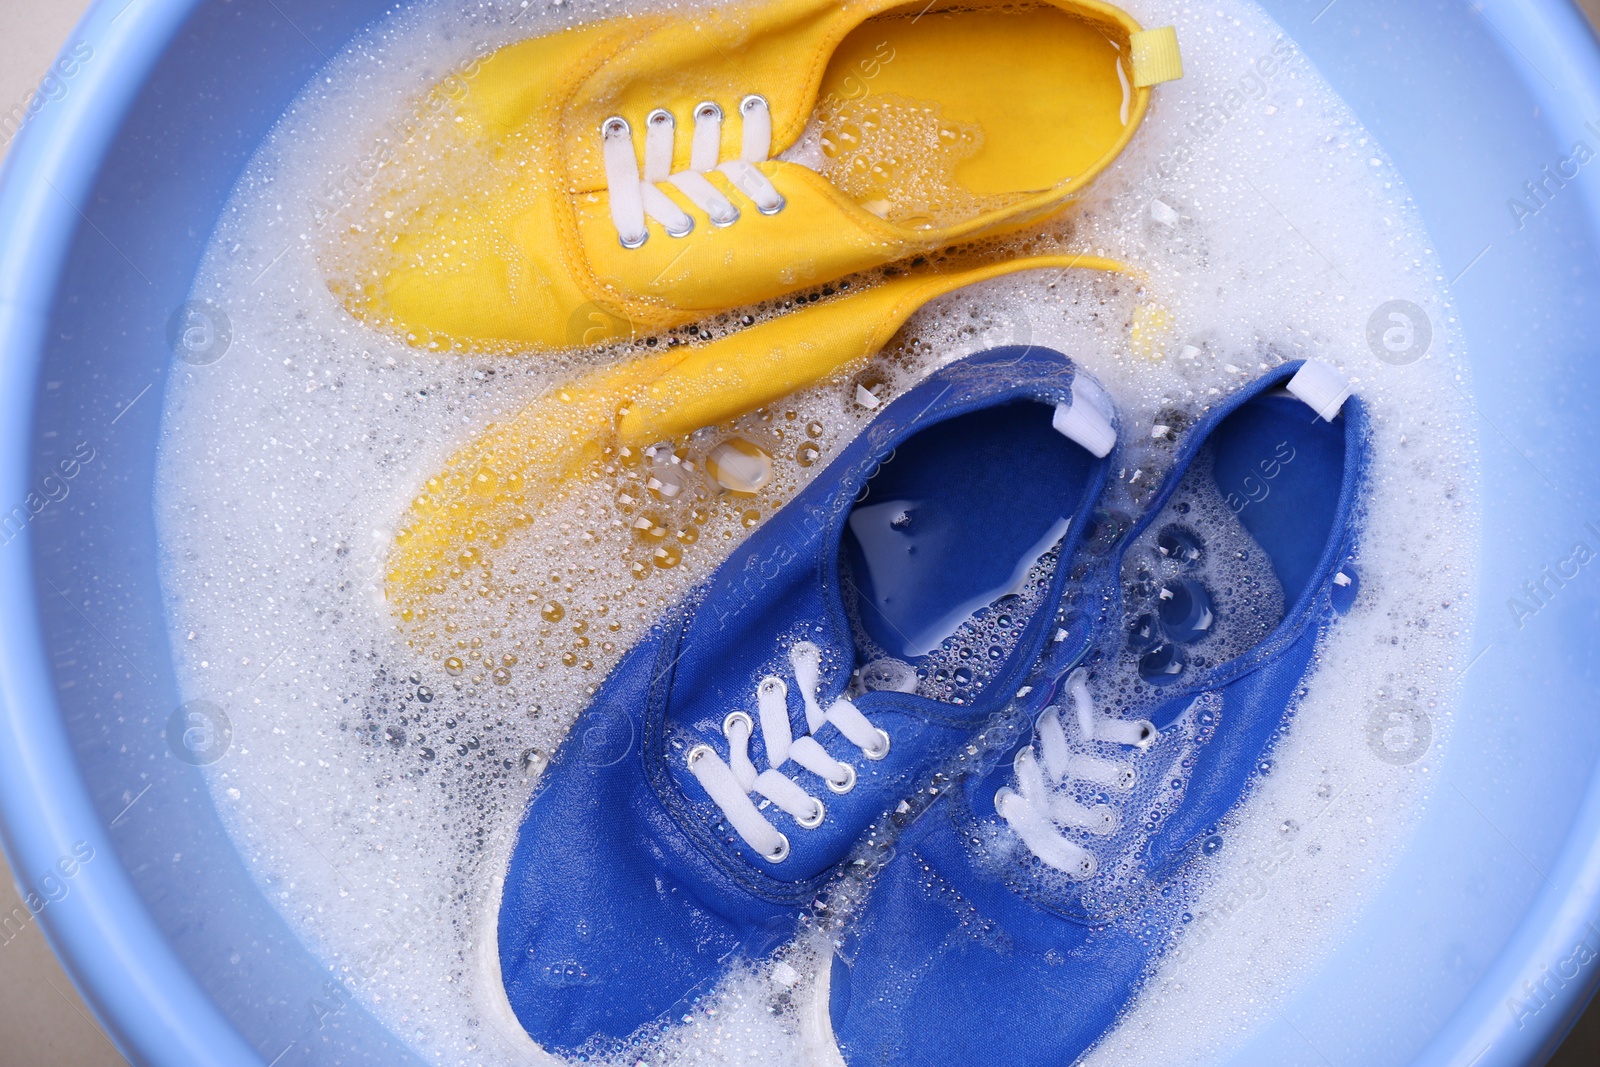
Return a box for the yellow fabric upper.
[331,0,1179,352]
[385,253,1132,617]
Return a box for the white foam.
[155,0,1479,1064]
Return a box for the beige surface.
[2,2,1600,1066]
[1,1,128,1061]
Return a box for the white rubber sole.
[801,948,849,1067]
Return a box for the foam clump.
[155,0,1477,1064]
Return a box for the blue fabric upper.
[829,362,1372,1067]
[497,346,1114,1054]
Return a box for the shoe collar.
[664,345,1116,728]
[559,0,1152,197]
[944,359,1370,922]
[644,346,1116,888]
[815,351,1118,727]
[1098,360,1370,705]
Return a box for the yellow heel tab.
[1130,26,1183,87]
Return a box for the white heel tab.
[1053,379,1116,458]
[1286,360,1351,422]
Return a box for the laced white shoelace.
[601,95,787,249]
[996,669,1155,879]
[687,642,890,863]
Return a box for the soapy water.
[1120,446,1289,687]
[844,537,1062,704]
[960,437,1298,913]
[808,92,1018,228]
[154,0,1478,1064]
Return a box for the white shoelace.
[687,641,890,863]
[996,669,1154,879]
[601,95,787,249]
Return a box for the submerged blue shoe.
[825,359,1369,1067]
[497,346,1123,1054]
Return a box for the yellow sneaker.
[384,252,1133,626]
[330,0,1180,351]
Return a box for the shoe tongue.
[775,119,828,173]
[573,172,892,318]
[854,656,920,695]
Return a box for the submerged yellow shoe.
[331,0,1180,352]
[384,252,1133,625]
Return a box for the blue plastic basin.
[1,1,1599,1064]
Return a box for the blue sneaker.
[497,345,1122,1053]
[824,360,1369,1067]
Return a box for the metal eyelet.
[863,728,891,761]
[723,710,753,739]
[1134,720,1158,750]
[686,743,713,768]
[646,107,675,130]
[796,798,825,829]
[764,833,790,863]
[711,205,741,228]
[756,194,786,216]
[827,763,857,794]
[665,216,695,238]
[618,230,648,250]
[695,101,723,124]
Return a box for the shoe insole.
[814,1,1129,227]
[841,401,1096,662]
[1208,393,1346,612]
